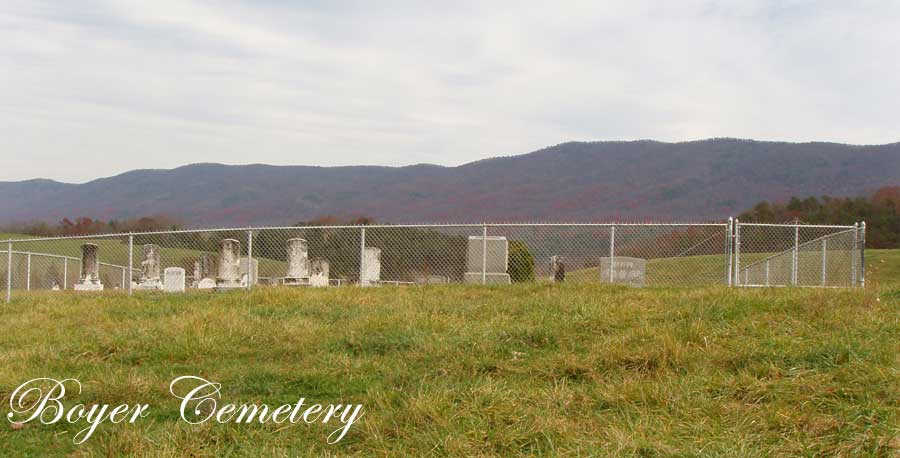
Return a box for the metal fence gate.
[733,221,865,288]
[1,220,865,302]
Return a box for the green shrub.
[508,240,535,282]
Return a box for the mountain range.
[2,139,898,227]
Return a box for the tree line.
[1,215,181,237]
[738,186,900,248]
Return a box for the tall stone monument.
[73,243,103,291]
[283,238,311,286]
[137,244,162,290]
[216,239,242,290]
[360,247,381,286]
[550,255,565,283]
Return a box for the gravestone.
[196,278,216,289]
[74,244,103,291]
[216,239,242,290]
[361,247,381,286]
[163,267,186,293]
[192,261,200,287]
[309,258,329,287]
[464,236,511,284]
[192,254,216,287]
[599,257,646,287]
[239,257,258,287]
[283,238,310,286]
[137,244,162,290]
[550,256,565,283]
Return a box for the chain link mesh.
[1,222,864,300]
[736,223,862,287]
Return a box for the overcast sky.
[2,0,898,183]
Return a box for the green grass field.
[0,246,899,456]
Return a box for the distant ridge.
[1,139,899,227]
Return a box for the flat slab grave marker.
[464,236,511,284]
[599,257,646,287]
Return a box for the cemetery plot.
[1,221,864,299]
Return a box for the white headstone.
[283,238,310,286]
[309,258,330,287]
[239,257,258,286]
[197,278,216,289]
[163,267,186,293]
[361,247,381,286]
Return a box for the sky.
[1,0,899,183]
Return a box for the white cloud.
[1,0,898,182]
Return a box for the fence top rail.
[0,249,128,270]
[2,221,864,244]
[739,228,856,271]
[737,223,857,229]
[3,222,735,243]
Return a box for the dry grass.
[1,276,899,456]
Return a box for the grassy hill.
[1,272,899,455]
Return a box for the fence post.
[25,253,31,291]
[360,227,366,286]
[820,238,827,287]
[609,225,616,283]
[63,258,68,290]
[765,259,770,287]
[859,221,866,289]
[851,222,859,287]
[726,218,733,287]
[733,220,740,286]
[6,241,12,303]
[481,225,487,285]
[127,235,134,295]
[791,225,799,286]
[246,230,254,291]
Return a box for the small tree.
[508,240,535,282]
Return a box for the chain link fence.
[734,222,864,288]
[1,221,865,302]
